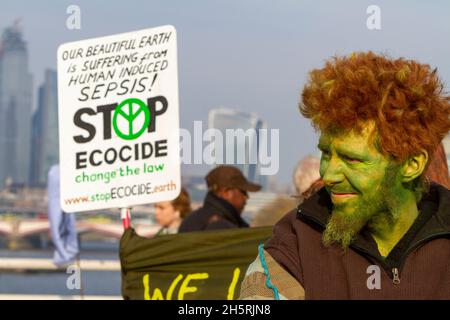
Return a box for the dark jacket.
[178,192,249,233]
[264,183,450,299]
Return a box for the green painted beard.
[322,165,400,249]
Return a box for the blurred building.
[0,22,33,188]
[208,108,269,190]
[29,69,59,186]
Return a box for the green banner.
[120,227,272,300]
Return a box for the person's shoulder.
[264,209,305,285]
[280,209,298,221]
[266,207,308,249]
[274,209,299,230]
[185,205,213,220]
[263,209,299,246]
[178,205,211,232]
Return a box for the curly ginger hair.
[300,51,450,163]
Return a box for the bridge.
[0,219,160,248]
[0,204,160,240]
[0,219,159,238]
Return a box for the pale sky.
[1,0,449,186]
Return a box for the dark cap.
[206,165,262,192]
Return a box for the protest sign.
[57,25,180,212]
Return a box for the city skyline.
[0,1,449,185]
[0,23,59,189]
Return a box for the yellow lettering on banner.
[177,273,209,300]
[166,274,184,300]
[142,271,240,300]
[227,268,241,300]
[143,274,164,300]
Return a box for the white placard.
[57,25,180,212]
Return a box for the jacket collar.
[204,192,249,227]
[297,183,450,274]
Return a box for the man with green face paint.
[318,122,424,257]
[239,52,450,300]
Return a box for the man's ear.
[401,150,428,182]
[215,188,232,201]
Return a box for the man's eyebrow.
[335,146,365,158]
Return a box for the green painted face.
[318,122,402,248]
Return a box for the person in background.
[178,165,261,232]
[47,164,79,266]
[154,187,191,236]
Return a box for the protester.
[154,187,191,236]
[178,165,261,232]
[47,164,79,266]
[240,51,450,299]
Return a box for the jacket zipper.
[392,268,400,285]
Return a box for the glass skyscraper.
[208,108,268,190]
[0,23,33,188]
[30,69,59,186]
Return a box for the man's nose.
[321,156,345,187]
